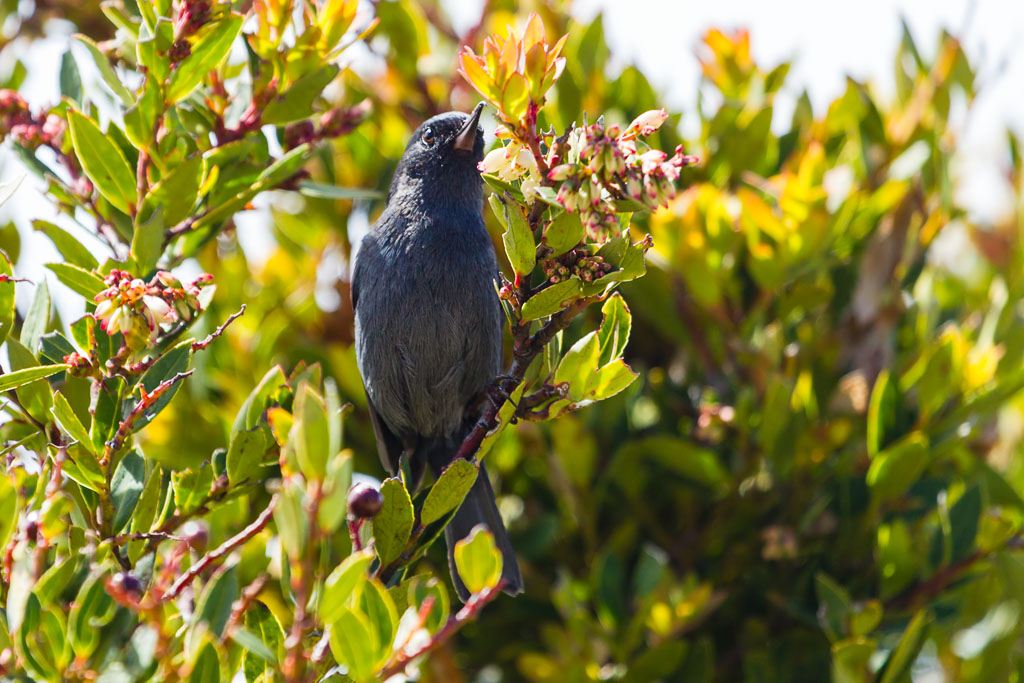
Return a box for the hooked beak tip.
[453,102,485,152]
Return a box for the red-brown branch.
[162,494,277,602]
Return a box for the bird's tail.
[423,439,523,601]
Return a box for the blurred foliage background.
[4,0,1024,681]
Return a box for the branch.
[102,370,194,464]
[884,532,1024,611]
[377,583,503,680]
[162,494,277,602]
[454,295,600,461]
[191,305,246,351]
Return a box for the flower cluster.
[459,13,567,126]
[94,269,212,346]
[0,90,64,151]
[478,132,541,198]
[479,108,697,241]
[549,111,697,239]
[169,0,214,61]
[542,249,612,285]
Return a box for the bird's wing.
[365,394,404,475]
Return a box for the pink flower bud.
[478,147,507,174]
[627,108,668,137]
[547,164,573,181]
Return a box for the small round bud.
[180,520,209,551]
[107,571,144,606]
[111,571,142,595]
[348,483,383,519]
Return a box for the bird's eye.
[422,127,435,145]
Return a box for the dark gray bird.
[352,103,523,600]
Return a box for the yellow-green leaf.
[453,525,503,595]
[68,110,137,215]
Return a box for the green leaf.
[357,579,399,665]
[372,477,414,567]
[39,331,76,366]
[131,205,164,274]
[226,427,268,486]
[0,365,67,392]
[110,450,146,533]
[421,458,479,526]
[293,383,330,481]
[63,443,106,493]
[68,575,117,657]
[0,476,19,549]
[329,608,379,683]
[597,293,631,366]
[34,555,80,606]
[130,464,164,536]
[73,34,134,105]
[59,49,82,106]
[45,262,106,299]
[831,637,877,683]
[320,549,374,624]
[194,565,238,638]
[230,626,277,665]
[173,465,214,515]
[189,642,221,683]
[815,572,852,642]
[499,194,535,275]
[242,604,284,679]
[20,279,50,353]
[273,478,308,560]
[263,65,340,124]
[453,525,503,595]
[555,332,600,394]
[232,366,287,437]
[521,277,582,321]
[124,77,162,149]
[297,181,384,200]
[867,433,929,503]
[878,608,931,683]
[140,154,205,228]
[867,369,897,456]
[6,338,54,423]
[191,144,310,232]
[51,391,94,452]
[949,485,982,563]
[0,250,14,347]
[32,220,98,270]
[67,110,137,215]
[848,600,883,637]
[544,211,584,257]
[407,576,450,633]
[129,340,192,430]
[318,449,353,532]
[167,15,244,103]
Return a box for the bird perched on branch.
[352,103,523,600]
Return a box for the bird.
[352,102,523,600]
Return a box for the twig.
[884,532,1024,611]
[162,494,277,602]
[454,295,600,461]
[225,573,270,635]
[377,583,503,680]
[109,531,187,546]
[102,370,194,464]
[191,305,246,351]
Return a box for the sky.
[2,0,1023,320]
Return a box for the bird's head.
[388,103,486,205]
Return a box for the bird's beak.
[453,102,485,153]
